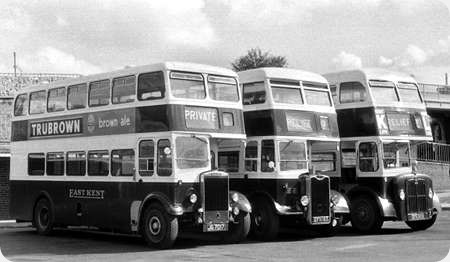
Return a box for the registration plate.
[312,216,330,224]
[408,212,428,221]
[206,223,227,232]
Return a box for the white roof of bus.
[238,67,327,84]
[323,68,417,85]
[18,61,237,93]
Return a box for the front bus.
[325,69,441,233]
[9,62,251,249]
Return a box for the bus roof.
[17,61,237,94]
[323,68,417,85]
[238,67,328,84]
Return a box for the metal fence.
[416,142,450,164]
[418,83,450,109]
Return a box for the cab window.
[359,142,379,172]
[245,141,258,172]
[261,139,275,172]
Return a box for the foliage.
[231,48,287,72]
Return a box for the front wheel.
[34,198,54,235]
[221,212,251,243]
[141,204,179,249]
[406,214,437,231]
[251,197,279,241]
[350,196,383,234]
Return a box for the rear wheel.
[350,196,383,234]
[141,203,178,249]
[34,198,54,235]
[406,214,437,231]
[222,212,251,243]
[251,197,279,241]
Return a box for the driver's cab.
[340,137,415,180]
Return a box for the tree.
[231,48,287,72]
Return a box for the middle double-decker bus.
[9,62,252,249]
[217,67,349,240]
[324,68,441,233]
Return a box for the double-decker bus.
[324,68,441,233]
[9,62,252,248]
[217,67,349,240]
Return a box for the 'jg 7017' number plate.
[206,223,227,232]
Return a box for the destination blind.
[30,118,82,137]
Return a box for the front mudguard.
[330,190,349,215]
[229,190,252,213]
[433,193,441,214]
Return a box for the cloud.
[332,51,362,70]
[19,47,103,75]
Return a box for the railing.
[418,83,450,109]
[416,142,450,164]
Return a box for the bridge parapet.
[419,83,450,109]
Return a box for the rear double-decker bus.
[217,67,349,240]
[324,68,441,233]
[9,62,251,249]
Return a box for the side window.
[46,152,64,176]
[111,149,135,176]
[261,139,275,172]
[329,84,338,104]
[243,82,266,105]
[138,72,165,100]
[359,142,379,172]
[89,79,110,107]
[28,153,45,176]
[340,82,367,103]
[245,141,258,172]
[67,151,86,176]
[88,150,109,176]
[218,151,239,172]
[14,93,28,116]
[157,139,172,176]
[68,83,87,110]
[47,87,66,112]
[29,90,46,114]
[112,75,136,104]
[139,140,155,176]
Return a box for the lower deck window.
[245,141,258,172]
[28,153,45,176]
[88,150,109,176]
[111,149,135,176]
[46,152,64,176]
[67,151,86,176]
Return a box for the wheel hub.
[149,216,161,235]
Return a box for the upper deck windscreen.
[368,80,398,103]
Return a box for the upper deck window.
[112,75,136,104]
[329,85,338,104]
[369,80,399,103]
[270,80,302,104]
[47,87,66,112]
[67,83,87,110]
[138,72,165,100]
[340,82,367,103]
[14,93,28,116]
[397,82,422,103]
[89,79,110,107]
[243,82,265,105]
[29,90,46,114]
[207,75,239,102]
[304,89,331,106]
[170,72,205,99]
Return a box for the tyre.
[350,196,383,234]
[34,198,54,235]
[250,197,279,241]
[141,203,178,249]
[405,214,437,231]
[222,212,251,243]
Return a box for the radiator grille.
[406,178,428,213]
[204,176,228,211]
[310,176,330,217]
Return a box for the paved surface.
[0,212,449,262]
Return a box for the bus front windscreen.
[279,141,307,171]
[304,89,331,106]
[382,142,410,169]
[175,136,209,169]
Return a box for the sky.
[1,0,450,83]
